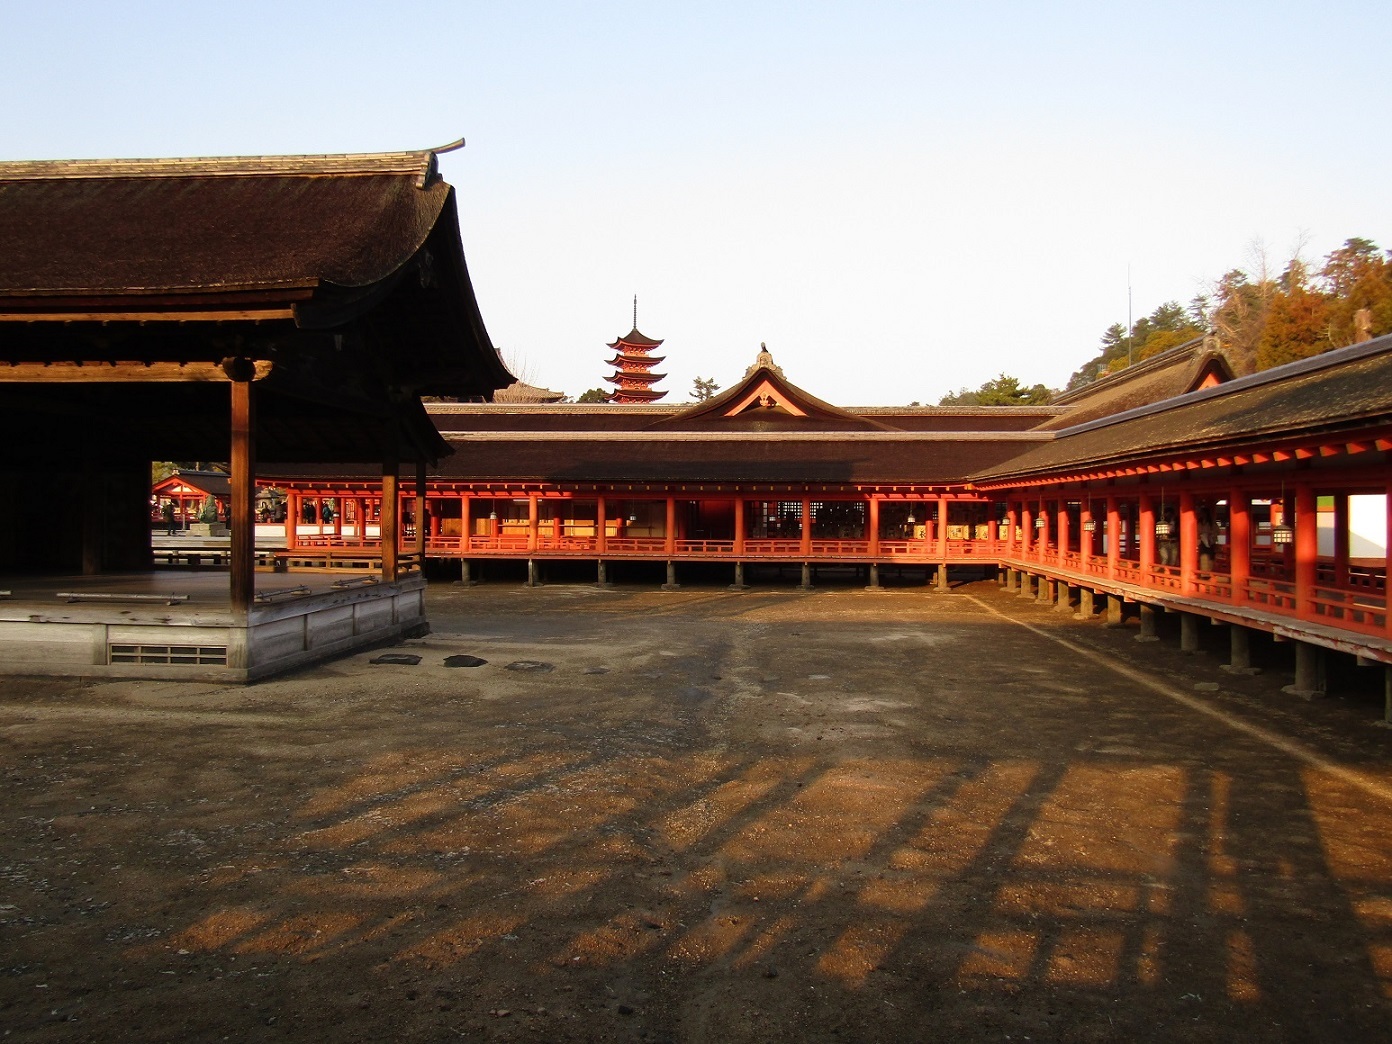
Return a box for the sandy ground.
[3,578,1392,1042]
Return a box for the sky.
[4,1,1390,404]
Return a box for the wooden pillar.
[937,495,948,561]
[1180,490,1197,593]
[733,497,746,555]
[415,461,428,563]
[1386,482,1392,637]
[229,375,256,613]
[1056,500,1068,568]
[801,496,812,557]
[665,496,677,556]
[1295,483,1317,617]
[1106,496,1120,579]
[528,495,539,553]
[1021,503,1033,556]
[596,495,608,554]
[1229,489,1251,605]
[461,495,472,551]
[380,465,399,582]
[868,497,880,558]
[333,500,343,540]
[1079,501,1093,564]
[1139,492,1155,574]
[1037,501,1049,557]
[1333,492,1350,588]
[286,492,298,549]
[1006,503,1018,558]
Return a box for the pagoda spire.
[604,305,667,404]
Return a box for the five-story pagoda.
[604,301,667,403]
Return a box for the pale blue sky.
[5,2,1389,403]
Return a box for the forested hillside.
[1065,237,1392,390]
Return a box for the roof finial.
[633,295,638,331]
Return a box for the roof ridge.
[1051,334,1210,404]
[0,141,464,185]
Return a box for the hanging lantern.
[1154,519,1174,538]
[1034,516,1045,529]
[906,510,916,525]
[1082,519,1097,532]
[1272,522,1295,545]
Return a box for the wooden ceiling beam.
[0,360,273,382]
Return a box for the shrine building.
[269,333,1392,702]
[0,144,512,681]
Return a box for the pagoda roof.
[606,371,668,385]
[607,327,664,350]
[607,351,666,367]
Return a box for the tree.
[691,377,720,402]
[939,374,1051,406]
[1256,259,1332,369]
[575,388,609,403]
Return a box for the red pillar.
[1037,501,1050,559]
[665,496,677,555]
[1106,495,1119,579]
[1333,493,1350,588]
[1180,490,1197,593]
[1006,503,1018,558]
[868,497,880,557]
[1056,500,1069,568]
[1229,488,1250,605]
[229,377,255,613]
[801,497,813,557]
[937,496,949,560]
[528,495,539,553]
[596,495,608,554]
[286,492,298,550]
[1295,483,1317,617]
[1139,492,1155,575]
[1021,503,1033,557]
[380,466,399,582]
[461,495,472,550]
[733,498,745,555]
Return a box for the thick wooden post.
[1037,501,1049,558]
[1079,501,1093,564]
[1180,490,1197,593]
[380,465,399,582]
[286,493,298,549]
[1139,492,1155,575]
[1106,496,1119,579]
[937,495,949,560]
[801,497,812,557]
[596,495,608,554]
[528,495,539,553]
[665,497,677,556]
[415,461,428,563]
[1295,483,1317,617]
[1056,500,1068,568]
[1021,503,1033,557]
[1386,482,1392,637]
[868,497,880,558]
[461,495,471,551]
[1006,503,1018,558]
[733,498,745,555]
[1229,488,1250,605]
[229,376,256,612]
[1333,493,1350,588]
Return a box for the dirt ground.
[4,578,1392,1042]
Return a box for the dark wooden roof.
[607,327,663,349]
[0,147,514,463]
[974,336,1392,483]
[1040,338,1233,430]
[648,363,893,432]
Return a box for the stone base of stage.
[0,570,426,683]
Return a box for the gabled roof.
[151,470,230,499]
[1041,337,1233,430]
[973,335,1392,484]
[648,356,893,433]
